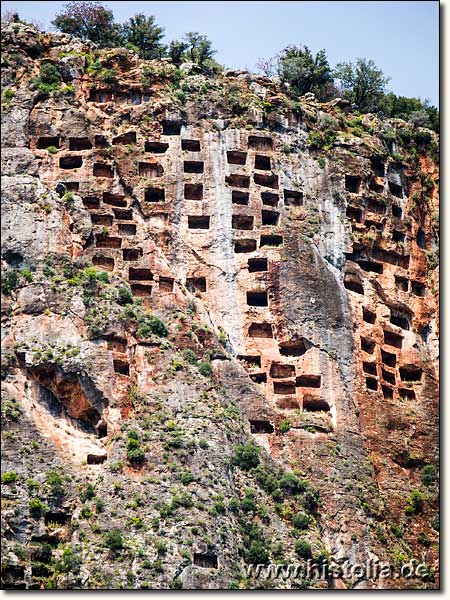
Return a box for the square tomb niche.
[232,215,254,230]
[232,190,249,205]
[247,291,268,307]
[255,154,271,170]
[184,160,204,174]
[186,277,207,293]
[69,137,92,151]
[345,175,361,193]
[234,239,257,253]
[248,322,273,338]
[93,163,114,178]
[227,150,247,165]
[185,184,203,200]
[145,187,165,202]
[37,136,60,149]
[139,162,164,177]
[145,141,169,153]
[284,189,303,206]
[248,257,268,272]
[60,156,83,169]
[248,135,273,150]
[181,139,201,152]
[261,192,279,207]
[188,215,210,229]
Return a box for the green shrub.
[233,443,260,470]
[294,538,312,559]
[136,314,168,338]
[2,88,15,104]
[46,470,64,495]
[279,473,306,494]
[80,483,95,502]
[105,529,124,552]
[421,464,438,487]
[29,498,47,517]
[246,540,269,564]
[128,448,145,464]
[1,471,18,484]
[182,348,199,365]
[117,286,133,305]
[180,471,194,484]
[172,491,193,509]
[1,270,20,295]
[292,511,310,530]
[279,419,291,433]
[197,360,212,377]
[405,489,427,515]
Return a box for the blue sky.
[2,0,439,106]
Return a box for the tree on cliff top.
[120,13,166,60]
[277,45,335,101]
[52,1,122,47]
[334,58,390,112]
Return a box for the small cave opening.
[381,349,397,368]
[60,156,83,169]
[249,419,274,434]
[162,120,182,135]
[399,365,423,382]
[361,337,375,353]
[2,251,24,267]
[248,135,273,150]
[371,158,385,178]
[113,359,129,376]
[89,90,112,103]
[186,277,207,293]
[392,204,403,218]
[365,376,378,391]
[399,387,416,400]
[131,283,152,297]
[346,206,362,222]
[105,335,127,353]
[87,453,107,465]
[95,234,122,248]
[93,163,114,178]
[129,268,153,281]
[255,154,271,170]
[92,255,115,272]
[232,190,249,205]
[345,175,361,193]
[44,511,70,526]
[416,229,426,249]
[284,189,303,206]
[94,135,108,148]
[383,330,403,349]
[113,208,133,220]
[279,338,308,357]
[238,355,261,368]
[184,160,204,174]
[344,274,364,295]
[261,192,279,207]
[390,310,410,331]
[193,553,218,569]
[232,215,254,230]
[382,385,394,400]
[118,223,137,236]
[388,181,403,198]
[363,361,377,376]
[83,196,100,209]
[261,210,279,226]
[91,213,113,227]
[112,131,136,145]
[367,198,386,215]
[227,150,247,165]
[395,275,409,292]
[63,181,79,192]
[145,141,169,153]
[226,174,250,188]
[411,280,425,297]
[382,368,396,385]
[358,260,383,274]
[273,381,296,395]
[250,372,267,383]
[139,162,164,177]
[145,187,165,202]
[159,277,174,292]
[296,374,321,388]
[260,234,283,247]
[392,229,406,243]
[181,139,201,152]
[69,137,92,151]
[188,215,210,229]
[270,363,295,378]
[37,136,60,149]
[185,184,203,201]
[234,239,257,253]
[369,180,385,194]
[248,322,273,338]
[303,395,330,412]
[248,257,268,272]
[362,307,376,324]
[103,192,127,207]
[123,248,142,261]
[254,173,279,189]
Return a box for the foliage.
[168,32,218,73]
[421,464,438,488]
[279,419,291,433]
[379,92,439,132]
[405,489,427,515]
[121,13,165,59]
[334,58,390,112]
[2,471,18,484]
[52,1,121,47]
[1,269,20,295]
[135,314,168,338]
[197,360,212,377]
[116,285,133,305]
[233,443,260,470]
[294,538,312,559]
[292,511,310,530]
[105,529,124,552]
[245,540,269,564]
[278,45,335,101]
[29,498,47,517]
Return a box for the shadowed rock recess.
[1,23,439,590]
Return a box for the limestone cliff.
[1,23,439,590]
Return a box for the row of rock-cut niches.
[346,199,403,223]
[227,151,272,170]
[394,276,426,296]
[225,172,279,190]
[345,170,404,199]
[88,89,150,105]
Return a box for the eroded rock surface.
[1,23,439,590]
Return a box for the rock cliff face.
[1,24,439,589]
